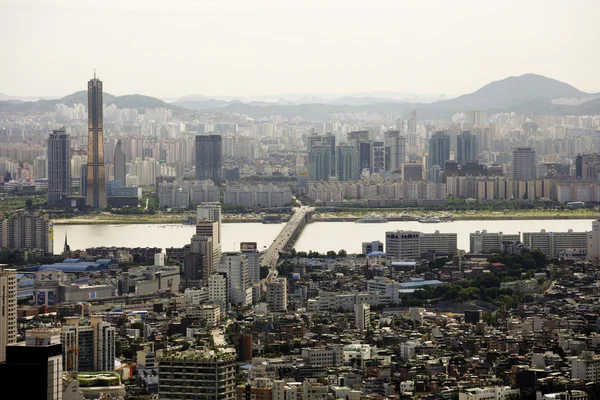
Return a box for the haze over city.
[4,2,600,400]
[1,0,600,99]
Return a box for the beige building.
[0,265,17,363]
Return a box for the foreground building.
[158,349,236,399]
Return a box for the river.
[53,219,595,255]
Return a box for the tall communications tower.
[85,71,107,209]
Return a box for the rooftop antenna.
[94,69,96,79]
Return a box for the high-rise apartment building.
[85,73,107,209]
[0,265,17,363]
[240,242,260,284]
[522,229,587,258]
[575,153,600,179]
[113,139,126,185]
[336,144,359,181]
[197,203,222,264]
[470,230,521,253]
[218,251,251,306]
[60,315,115,372]
[159,350,236,399]
[456,131,478,165]
[512,147,536,181]
[354,303,370,332]
[195,135,222,185]
[267,277,288,312]
[0,212,53,254]
[308,143,331,181]
[386,230,457,260]
[428,131,451,170]
[47,128,71,206]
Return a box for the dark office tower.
[371,141,385,173]
[512,147,536,180]
[85,73,107,209]
[358,141,372,174]
[456,131,478,165]
[336,144,359,181]
[428,131,451,170]
[47,128,71,206]
[195,134,222,185]
[308,143,331,181]
[113,139,126,185]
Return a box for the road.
[261,205,312,270]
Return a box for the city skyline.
[1,0,599,98]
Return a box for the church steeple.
[63,233,70,254]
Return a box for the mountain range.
[0,73,598,119]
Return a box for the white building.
[587,219,600,261]
[354,303,370,331]
[459,386,520,400]
[470,230,521,253]
[522,229,588,258]
[301,345,343,367]
[197,203,222,264]
[386,230,457,260]
[224,184,292,208]
[208,273,229,312]
[218,251,251,306]
[571,351,600,382]
[267,277,288,312]
[367,277,400,304]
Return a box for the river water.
[53,219,595,255]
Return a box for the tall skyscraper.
[307,134,336,176]
[240,242,260,284]
[197,203,222,264]
[371,141,386,173]
[0,265,17,363]
[512,147,537,180]
[86,73,107,209]
[428,131,451,170]
[195,135,222,185]
[336,144,359,181]
[358,141,372,174]
[47,128,71,206]
[113,139,126,185]
[385,130,407,171]
[456,131,478,165]
[408,110,417,133]
[308,143,331,181]
[218,251,251,306]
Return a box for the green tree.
[337,249,347,258]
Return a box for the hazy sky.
[1,0,599,98]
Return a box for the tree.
[326,250,337,259]
[337,249,347,258]
[4,171,11,182]
[25,198,33,209]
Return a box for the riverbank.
[50,208,599,225]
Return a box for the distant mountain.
[2,73,598,118]
[0,90,185,115]
[434,73,587,110]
